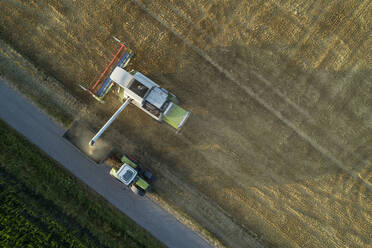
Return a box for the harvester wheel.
[169,93,179,104]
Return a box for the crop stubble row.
[132,0,371,247]
[0,0,371,247]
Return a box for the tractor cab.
[114,164,137,185]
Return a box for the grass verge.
[0,39,76,127]
[0,119,165,248]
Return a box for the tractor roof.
[116,164,137,185]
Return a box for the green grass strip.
[0,169,101,247]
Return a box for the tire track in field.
[259,174,370,247]
[123,4,312,246]
[291,0,368,67]
[139,0,314,121]
[339,0,372,71]
[122,3,372,243]
[286,0,328,55]
[190,110,369,247]
[163,0,217,44]
[119,7,372,245]
[166,0,312,124]
[145,0,372,169]
[130,0,372,191]
[315,0,371,69]
[339,27,372,71]
[149,157,267,248]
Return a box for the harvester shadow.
[77,40,371,193]
[134,42,372,189]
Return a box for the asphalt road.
[0,81,213,248]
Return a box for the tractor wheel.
[131,185,145,196]
[144,171,153,181]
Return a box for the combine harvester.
[81,37,191,146]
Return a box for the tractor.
[109,154,152,196]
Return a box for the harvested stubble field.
[1,0,371,247]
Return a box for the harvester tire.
[169,93,179,104]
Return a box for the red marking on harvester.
[91,43,127,91]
